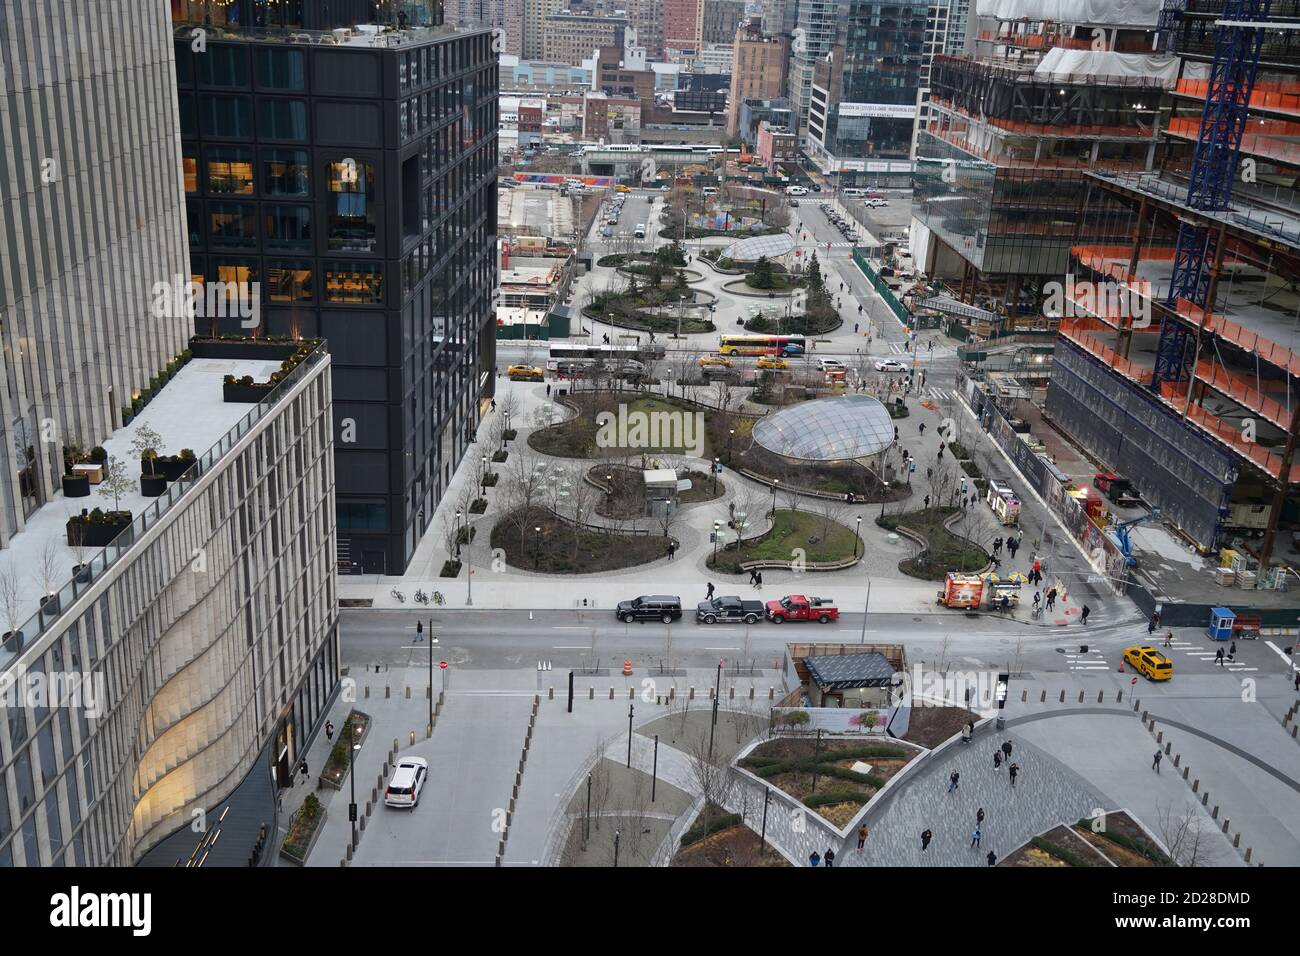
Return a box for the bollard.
[1040,690,1046,703]
[1202,792,1209,806]
[1245,847,1253,863]
[1222,819,1230,834]
[1233,832,1241,848]
[548,687,554,700]
[730,686,735,699]
[365,686,370,699]
[427,686,432,699]
[629,687,635,699]
[1097,690,1103,704]
[749,687,755,700]
[1165,741,1171,755]
[512,783,518,800]
[1173,753,1180,767]
[709,688,715,700]
[1059,690,1065,703]
[609,687,615,700]
[427,723,432,739]
[1293,725,1298,739]
[1078,691,1084,703]
[1141,709,1147,721]
[1192,778,1199,793]
[669,686,676,700]
[769,686,775,699]
[1157,730,1163,744]
[1212,805,1219,819]
[1021,690,1027,702]
[1117,690,1123,703]
[372,786,378,804]
[410,731,416,746]
[689,687,695,700]
[588,687,594,700]
[346,844,353,862]
[507,810,513,828]
[360,814,368,832]
[405,686,411,699]
[385,686,391,699]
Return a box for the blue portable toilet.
[1207,607,1235,642]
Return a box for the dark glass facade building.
[176,26,499,574]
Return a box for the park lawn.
[709,509,859,573]
[740,738,915,827]
[529,393,711,459]
[878,506,987,580]
[490,508,671,573]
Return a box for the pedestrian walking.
[706,582,715,600]
[1007,538,1019,560]
[1081,604,1091,625]
[325,721,334,742]
[1294,670,1299,692]
[971,827,982,848]
[993,537,1003,556]
[1152,751,1162,773]
[921,829,933,851]
[976,807,985,826]
[299,761,309,783]
[1046,588,1057,612]
[1001,740,1013,762]
[919,422,926,436]
[490,398,497,411]
[546,383,552,397]
[824,848,835,867]
[857,824,869,852]
[854,322,859,333]
[947,770,960,793]
[961,722,972,745]
[1163,630,1174,648]
[987,850,997,866]
[1147,616,1157,635]
[809,851,821,867]
[1215,647,1225,666]
[748,568,757,586]
[1230,640,1237,659]
[754,571,763,590]
[1009,762,1019,787]
[993,750,1002,770]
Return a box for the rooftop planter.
[279,793,326,866]
[61,474,90,498]
[140,475,168,497]
[66,509,133,548]
[320,710,371,791]
[143,450,197,482]
[222,343,317,403]
[191,335,319,362]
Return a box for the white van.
[634,223,647,238]
[785,185,808,196]
[701,186,718,196]
[843,188,866,198]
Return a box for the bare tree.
[0,565,23,641]
[1156,800,1210,867]
[814,495,852,545]
[686,733,736,818]
[96,456,136,511]
[503,451,548,548]
[654,500,679,544]
[33,538,62,609]
[730,486,766,549]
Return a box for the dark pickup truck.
[696,596,765,625]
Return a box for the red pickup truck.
[765,595,839,624]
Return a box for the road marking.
[705,646,740,651]
[552,645,591,649]
[1265,640,1299,670]
[551,626,589,629]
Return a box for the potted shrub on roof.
[61,442,91,498]
[131,423,168,496]
[34,539,62,618]
[66,513,92,583]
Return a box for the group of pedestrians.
[916,740,1023,865]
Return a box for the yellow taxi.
[698,355,733,368]
[507,364,545,381]
[1124,646,1173,681]
[756,356,789,370]
[615,184,632,193]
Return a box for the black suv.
[616,595,683,623]
[696,596,764,625]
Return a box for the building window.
[324,262,384,304]
[255,47,306,90]
[187,199,204,247]
[326,160,377,253]
[206,146,254,194]
[197,45,250,87]
[257,99,308,140]
[199,94,253,137]
[209,202,258,248]
[182,148,199,193]
[266,261,314,302]
[337,501,387,530]
[264,205,312,250]
[262,148,309,196]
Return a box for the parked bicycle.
[432,591,445,606]
[414,589,430,606]
[390,588,406,603]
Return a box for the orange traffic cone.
[623,659,633,676]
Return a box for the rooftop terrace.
[0,341,328,674]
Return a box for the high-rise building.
[761,0,800,35]
[523,0,564,59]
[627,0,667,58]
[698,0,746,44]
[727,19,790,136]
[0,0,339,867]
[665,0,702,48]
[806,1,931,173]
[789,0,849,135]
[544,12,630,65]
[174,17,499,575]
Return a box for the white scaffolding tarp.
[976,0,1161,27]
[1035,47,1180,87]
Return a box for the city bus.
[717,334,807,357]
[547,341,665,373]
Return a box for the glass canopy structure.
[752,395,894,461]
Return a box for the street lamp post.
[712,457,719,493]
[771,478,778,517]
[481,454,489,493]
[709,657,723,757]
[855,516,862,559]
[605,473,614,510]
[880,481,890,520]
[454,509,462,559]
[728,427,734,465]
[533,525,542,568]
[712,520,721,562]
[348,723,361,848]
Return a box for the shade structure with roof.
[723,232,796,262]
[803,652,896,708]
[752,395,894,462]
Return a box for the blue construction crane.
[1150,0,1273,392]
[1110,508,1163,567]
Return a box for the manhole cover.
[1055,647,1066,654]
[965,612,980,619]
[913,617,922,622]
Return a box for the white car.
[874,359,907,372]
[384,757,429,808]
[817,358,846,371]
